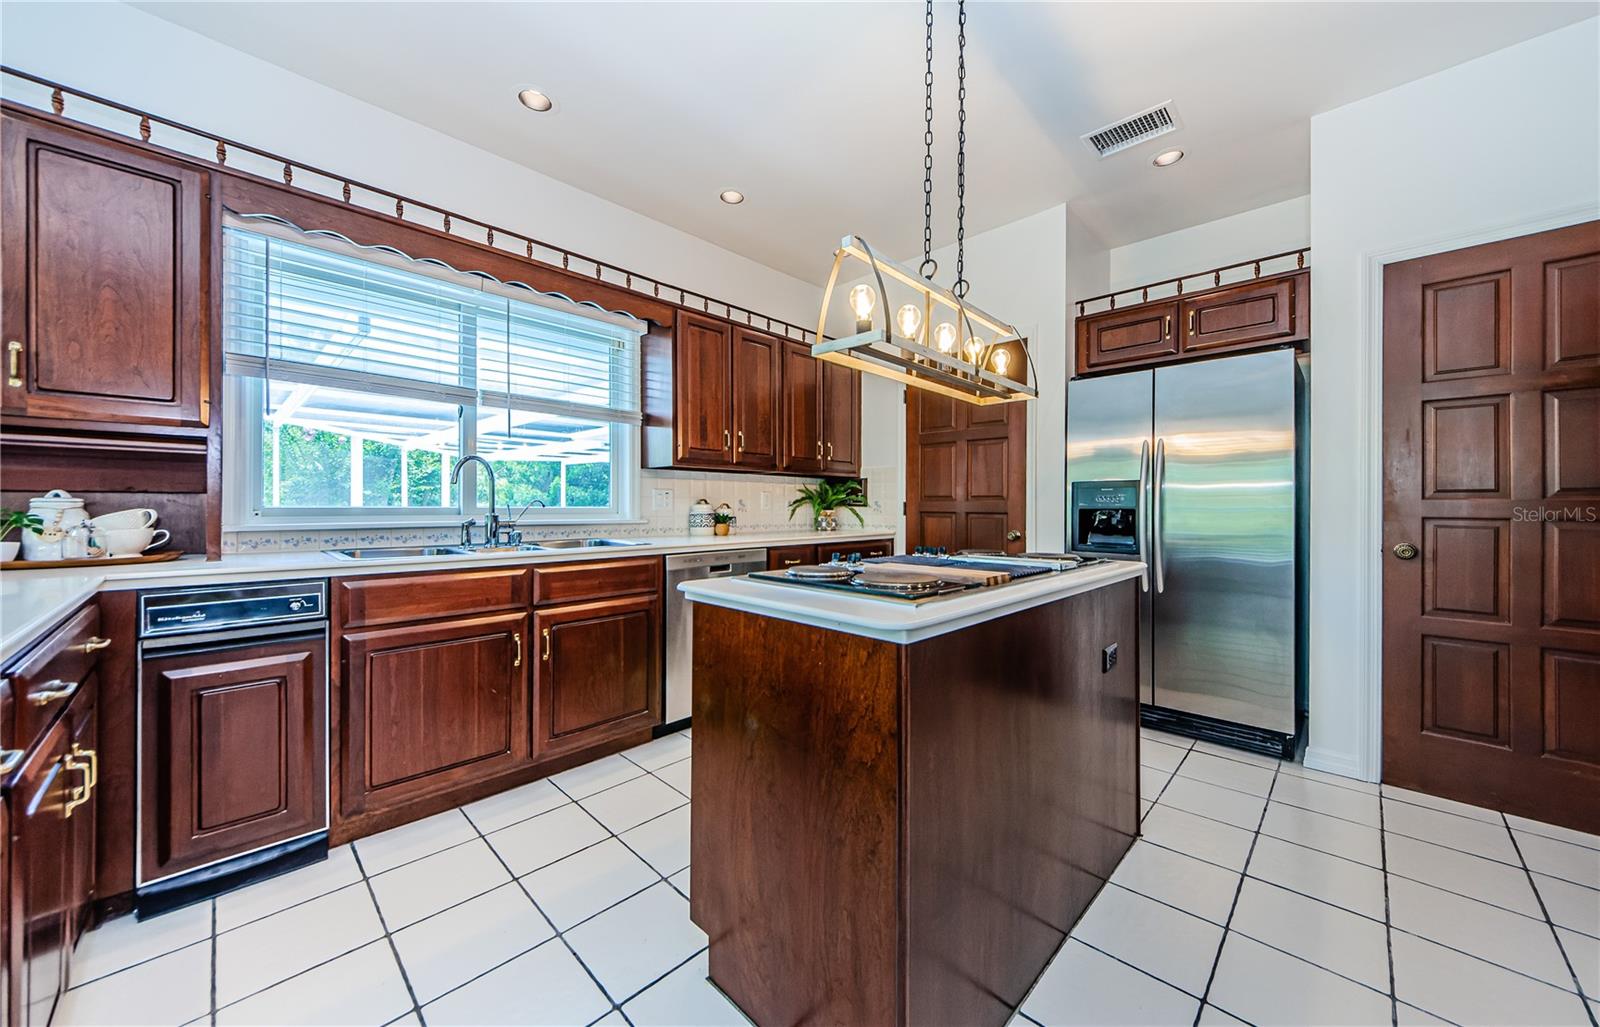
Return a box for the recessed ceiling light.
[719,189,745,205]
[517,89,554,112]
[1152,148,1184,168]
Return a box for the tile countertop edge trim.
[677,562,1146,644]
[0,530,894,665]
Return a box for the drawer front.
[338,568,532,629]
[7,604,102,752]
[859,539,893,560]
[531,557,662,606]
[766,544,818,570]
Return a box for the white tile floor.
[54,727,1600,1027]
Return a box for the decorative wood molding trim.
[1074,247,1309,317]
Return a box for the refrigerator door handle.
[1137,438,1151,593]
[1152,437,1167,594]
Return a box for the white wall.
[1108,196,1309,294]
[1307,19,1600,780]
[0,2,820,326]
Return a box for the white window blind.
[222,222,645,425]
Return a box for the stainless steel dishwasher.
[664,549,766,726]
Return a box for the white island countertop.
[678,560,1145,644]
[0,529,893,664]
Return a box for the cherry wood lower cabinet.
[533,594,661,760]
[139,636,327,883]
[340,611,528,819]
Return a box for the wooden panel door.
[906,390,1027,553]
[140,636,327,882]
[674,311,733,466]
[1383,219,1600,834]
[1075,302,1179,373]
[780,340,824,473]
[1179,274,1301,355]
[341,611,528,817]
[731,328,780,469]
[1,114,210,429]
[533,595,661,759]
[10,715,73,1027]
[820,360,861,475]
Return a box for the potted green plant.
[788,480,866,532]
[1,509,45,562]
[712,510,735,536]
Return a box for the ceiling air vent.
[1081,102,1181,158]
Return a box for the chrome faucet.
[450,456,499,547]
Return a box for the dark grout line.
[209,901,218,1027]
[1504,820,1600,1027]
[1379,778,1398,1027]
[1193,759,1279,1026]
[350,846,425,1027]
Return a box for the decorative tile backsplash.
[223,467,901,553]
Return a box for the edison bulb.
[933,321,957,354]
[990,348,1011,376]
[895,303,923,341]
[963,337,983,362]
[847,284,876,331]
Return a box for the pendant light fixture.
[814,0,1035,406]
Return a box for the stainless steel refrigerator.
[1067,348,1307,755]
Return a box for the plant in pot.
[1,509,44,562]
[788,480,866,533]
[712,510,735,536]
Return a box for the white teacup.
[92,508,159,531]
[98,527,170,557]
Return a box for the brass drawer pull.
[75,636,112,654]
[1187,310,1196,335]
[723,429,731,450]
[816,440,823,459]
[541,627,551,662]
[71,742,97,788]
[513,633,523,668]
[6,340,21,388]
[1163,315,1171,340]
[782,558,801,566]
[63,748,95,818]
[0,750,23,776]
[736,430,745,452]
[28,679,78,707]
[827,442,834,460]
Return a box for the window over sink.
[221,219,644,528]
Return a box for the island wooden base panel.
[690,581,1140,1027]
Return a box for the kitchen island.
[680,560,1145,1027]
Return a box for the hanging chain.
[952,0,969,298]
[919,0,937,280]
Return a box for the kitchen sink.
[325,545,472,560]
[528,537,648,549]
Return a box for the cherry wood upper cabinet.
[674,312,734,465]
[779,339,824,474]
[0,113,211,431]
[340,610,528,818]
[731,328,780,469]
[139,635,327,883]
[820,359,861,476]
[1074,271,1309,376]
[533,593,662,760]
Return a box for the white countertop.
[0,529,893,664]
[678,560,1145,643]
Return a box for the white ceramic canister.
[22,489,90,561]
[688,498,715,537]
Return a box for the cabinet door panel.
[65,679,97,955]
[534,595,660,759]
[1076,302,1180,372]
[780,340,824,473]
[1,114,209,428]
[342,612,527,816]
[1179,275,1298,354]
[732,328,780,469]
[141,636,327,882]
[820,360,861,475]
[12,716,72,1027]
[674,312,733,465]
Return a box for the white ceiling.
[136,1,1593,284]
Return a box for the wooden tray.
[2,550,183,571]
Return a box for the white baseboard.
[1302,745,1376,784]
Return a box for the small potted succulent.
[1,509,44,562]
[788,479,866,532]
[712,510,735,536]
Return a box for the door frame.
[1339,202,1600,783]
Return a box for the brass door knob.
[1392,542,1419,560]
[1006,529,1023,542]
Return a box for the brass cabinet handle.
[0,750,23,776]
[782,558,801,567]
[1188,310,1196,335]
[512,633,523,668]
[63,749,95,818]
[6,340,20,388]
[541,627,551,662]
[723,429,731,450]
[28,679,78,707]
[815,440,823,459]
[736,430,745,452]
[1163,315,1171,340]
[71,742,97,789]
[75,636,112,654]
[827,442,834,460]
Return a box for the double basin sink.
[326,537,648,561]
